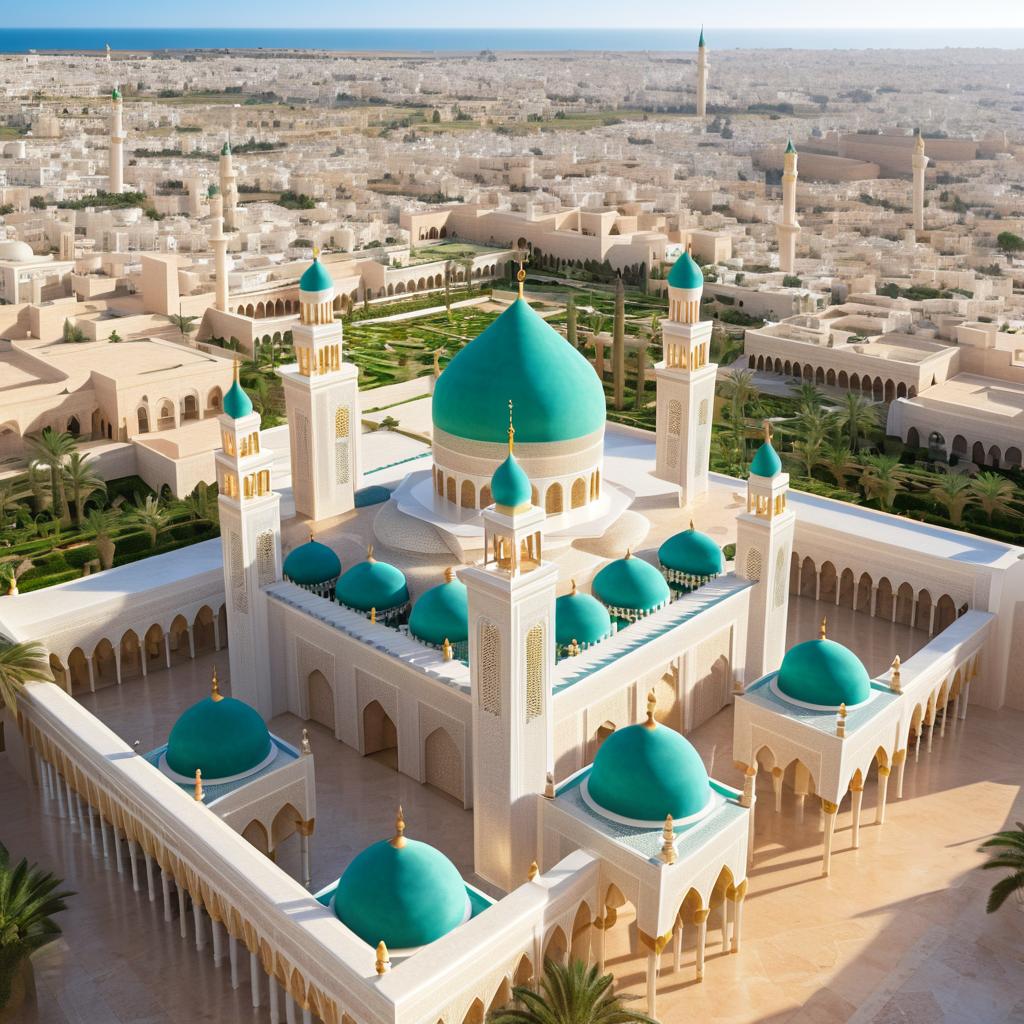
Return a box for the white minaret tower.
[219,140,239,232]
[108,84,125,194]
[696,28,708,119]
[778,139,800,275]
[735,423,795,682]
[462,408,556,893]
[209,189,229,313]
[278,255,360,522]
[216,363,281,718]
[912,131,928,234]
[654,250,717,507]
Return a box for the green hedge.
[64,545,100,569]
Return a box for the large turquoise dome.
[587,708,711,824]
[333,813,469,949]
[658,526,723,579]
[667,251,704,290]
[777,634,871,708]
[335,551,409,613]
[750,441,782,478]
[491,452,531,509]
[432,299,605,444]
[592,552,671,618]
[299,256,333,293]
[165,676,271,780]
[283,539,341,586]
[409,571,468,646]
[556,582,612,648]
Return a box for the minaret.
[216,363,281,718]
[912,130,928,234]
[696,28,708,119]
[108,84,125,194]
[778,139,800,275]
[735,423,795,682]
[654,250,717,507]
[278,255,360,522]
[462,406,556,893]
[219,140,239,232]
[209,188,229,312]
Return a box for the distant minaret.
[912,131,928,234]
[778,139,800,275]
[108,84,125,194]
[696,28,708,119]
[209,188,229,313]
[219,140,239,232]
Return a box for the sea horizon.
[1,26,1023,53]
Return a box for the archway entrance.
[362,700,397,768]
[307,670,335,731]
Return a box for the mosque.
[10,239,1020,1024]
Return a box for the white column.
[730,892,745,953]
[128,840,140,892]
[87,657,96,693]
[595,916,606,975]
[821,800,838,876]
[895,751,907,800]
[145,852,156,901]
[229,935,240,989]
[285,993,297,1024]
[269,976,281,1024]
[794,761,810,825]
[672,920,683,975]
[212,920,224,964]
[87,802,98,851]
[178,888,188,939]
[161,872,172,922]
[164,632,172,669]
[100,816,111,860]
[113,828,125,876]
[302,1009,312,1024]
[114,648,123,686]
[300,833,311,889]
[939,699,948,738]
[64,777,76,828]
[771,767,783,813]
[850,784,864,849]
[213,617,222,652]
[187,625,196,659]
[961,682,971,720]
[876,765,890,825]
[926,706,935,752]
[646,952,659,1018]
[250,952,262,1008]
[192,901,205,951]
[693,908,709,982]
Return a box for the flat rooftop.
[907,372,1024,424]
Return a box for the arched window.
[571,478,586,508]
[525,624,544,722]
[668,399,682,435]
[334,406,350,485]
[545,483,563,515]
[745,547,762,582]
[230,533,247,612]
[256,530,276,586]
[461,479,476,509]
[479,620,501,716]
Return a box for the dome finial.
[367,544,375,561]
[570,578,577,596]
[527,860,539,881]
[661,815,677,864]
[312,245,320,260]
[390,806,407,848]
[689,518,695,531]
[644,688,657,728]
[211,667,223,702]
[375,941,390,975]
[444,566,455,584]
[763,418,773,444]
[515,251,528,299]
[301,728,311,755]
[194,768,204,802]
[819,617,828,640]
[508,398,515,455]
[890,654,902,693]
[625,547,632,560]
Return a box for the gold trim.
[390,806,406,849]
[210,667,223,702]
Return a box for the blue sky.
[3,1,1023,28]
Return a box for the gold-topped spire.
[515,251,528,299]
[194,769,204,802]
[624,547,633,560]
[661,815,677,864]
[763,418,773,444]
[232,360,241,383]
[312,244,321,259]
[444,566,455,584]
[527,860,539,881]
[301,728,312,756]
[309,530,315,544]
[375,941,390,975]
[367,544,375,561]
[819,617,827,640]
[570,578,577,596]
[644,687,657,729]
[390,806,406,848]
[839,702,847,719]
[442,637,453,661]
[689,519,695,530]
[211,666,223,702]
[890,654,902,693]
[507,398,515,455]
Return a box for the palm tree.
[169,311,199,343]
[717,368,760,467]
[819,439,858,488]
[978,822,1024,913]
[835,392,878,451]
[565,294,577,347]
[0,842,72,1009]
[790,380,824,415]
[62,452,106,526]
[0,480,24,530]
[859,454,906,512]
[126,495,169,548]
[970,472,1019,524]
[489,959,656,1024]
[85,507,119,570]
[0,639,52,713]
[24,428,77,525]
[930,473,975,526]
[787,438,825,478]
[181,481,219,528]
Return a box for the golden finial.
[390,806,406,849]
[232,360,241,383]
[570,578,577,596]
[839,702,847,719]
[819,617,827,640]
[644,688,657,729]
[624,547,632,560]
[194,769,204,802]
[890,654,902,693]
[836,704,847,738]
[661,815,677,864]
[367,544,375,561]
[375,941,390,975]
[568,638,580,657]
[527,861,539,881]
[444,566,455,584]
[544,771,556,798]
[300,728,311,756]
[442,637,453,661]
[763,419,773,444]
[313,245,321,260]
[515,252,528,299]
[689,519,695,531]
[211,667,223,702]
[309,530,315,544]
[507,398,515,455]
[370,606,377,624]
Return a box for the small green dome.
[667,251,704,290]
[698,26,705,47]
[785,138,797,154]
[777,637,871,708]
[299,256,333,294]
[588,718,711,823]
[283,539,341,586]
[335,552,409,612]
[491,452,531,508]
[750,440,782,478]
[556,583,612,648]
[432,299,605,445]
[111,86,121,101]
[333,820,469,949]
[166,682,271,781]
[221,141,231,156]
[592,552,670,616]
[223,377,253,419]
[658,526,723,578]
[409,572,468,646]
[207,183,220,197]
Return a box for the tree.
[835,392,878,451]
[169,311,199,342]
[565,294,577,347]
[0,639,52,714]
[819,439,858,488]
[978,822,1024,913]
[996,231,1024,254]
[126,495,169,548]
[61,318,84,342]
[859,454,906,511]
[85,508,118,570]
[0,481,23,531]
[0,841,72,1009]
[930,472,974,526]
[108,330,121,343]
[25,428,76,525]
[717,368,760,467]
[789,380,824,416]
[62,452,106,526]
[431,109,441,123]
[970,472,1018,524]
[612,277,625,410]
[180,481,220,529]
[489,959,657,1024]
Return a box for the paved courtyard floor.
[3,615,1022,1024]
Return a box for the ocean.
[0,27,1022,53]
